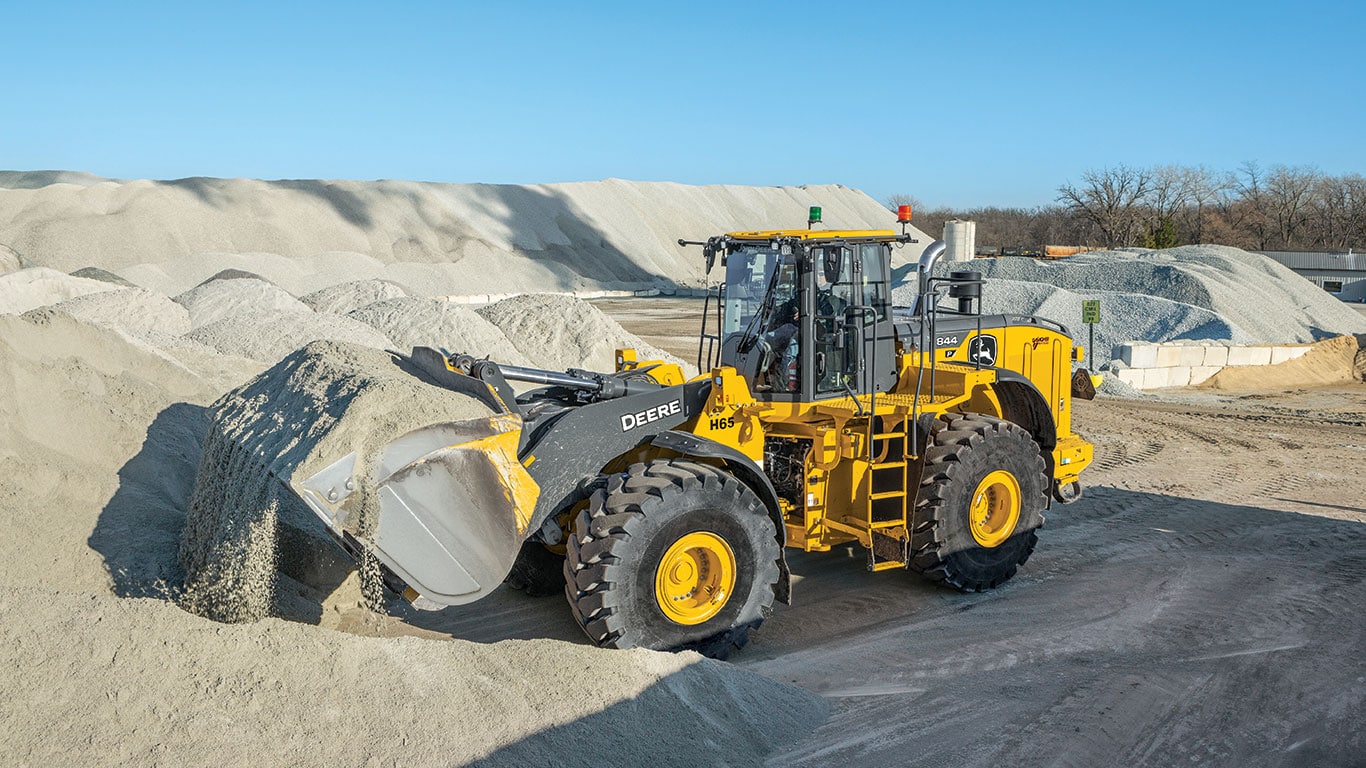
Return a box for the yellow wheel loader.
[271,211,1094,658]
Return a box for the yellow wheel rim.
[969,470,1021,548]
[654,531,736,625]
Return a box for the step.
[869,461,907,470]
[869,491,907,501]
[870,560,906,572]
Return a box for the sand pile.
[180,341,499,622]
[894,245,1366,363]
[300,278,410,314]
[175,272,312,328]
[0,266,120,314]
[0,173,930,296]
[50,286,192,336]
[0,315,825,765]
[1201,335,1364,390]
[478,293,685,373]
[2,590,826,768]
[69,265,137,286]
[0,245,19,275]
[0,311,243,595]
[348,296,533,364]
[186,310,394,362]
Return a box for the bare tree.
[1147,165,1197,226]
[1231,161,1273,250]
[884,194,923,213]
[1057,165,1153,247]
[1310,173,1366,250]
[1183,165,1229,244]
[1263,165,1322,248]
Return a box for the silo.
[943,220,976,263]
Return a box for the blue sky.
[3,1,1363,207]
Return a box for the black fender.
[987,368,1058,453]
[650,430,793,605]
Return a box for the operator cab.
[709,229,909,401]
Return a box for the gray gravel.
[893,245,1366,363]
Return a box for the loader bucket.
[288,411,539,608]
[190,342,542,614]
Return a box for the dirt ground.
[590,298,1364,764]
[320,298,1365,765]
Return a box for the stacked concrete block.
[1202,345,1229,367]
[1270,346,1310,364]
[1106,340,1315,390]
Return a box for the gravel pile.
[300,278,410,315]
[894,245,1366,363]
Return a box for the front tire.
[909,412,1048,591]
[563,459,781,659]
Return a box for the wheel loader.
[278,208,1095,658]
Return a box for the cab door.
[804,243,895,398]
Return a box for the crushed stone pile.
[896,277,1250,368]
[175,272,312,328]
[0,266,120,315]
[0,246,19,275]
[50,286,192,336]
[348,296,533,364]
[893,245,1366,363]
[300,278,410,315]
[186,310,394,363]
[479,293,687,374]
[179,341,494,623]
[0,173,931,296]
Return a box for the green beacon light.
[807,206,822,229]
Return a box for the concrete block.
[1202,345,1229,367]
[1188,365,1221,385]
[1226,346,1258,366]
[1270,346,1309,364]
[1247,346,1274,366]
[1116,368,1147,389]
[1119,342,1158,368]
[1155,345,1185,368]
[1178,346,1206,367]
[1165,366,1192,387]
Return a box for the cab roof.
[724,229,900,242]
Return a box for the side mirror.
[703,245,716,275]
[823,249,842,284]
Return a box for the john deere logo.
[969,335,997,366]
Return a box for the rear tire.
[909,412,1048,591]
[563,459,780,659]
